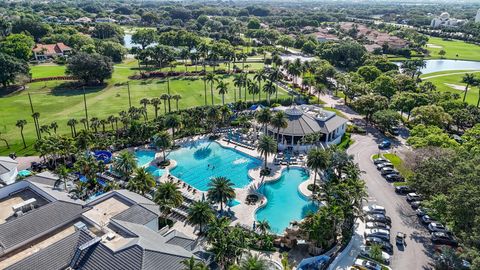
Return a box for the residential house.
[32,43,72,61]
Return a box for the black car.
[395,186,415,195]
[432,232,458,247]
[416,207,430,217]
[376,162,394,170]
[365,214,392,225]
[421,215,434,225]
[365,236,394,254]
[373,158,389,165]
[384,174,404,182]
[410,201,422,210]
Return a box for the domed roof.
[285,106,303,116]
[440,12,450,19]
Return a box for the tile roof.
[112,204,158,225]
[32,43,71,54]
[0,201,86,255]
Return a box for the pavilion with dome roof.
[266,105,348,150]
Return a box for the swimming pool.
[146,165,165,178]
[255,168,318,234]
[168,140,262,191]
[135,150,156,167]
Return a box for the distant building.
[431,12,467,28]
[475,9,480,23]
[95,17,117,23]
[32,43,72,61]
[74,17,92,24]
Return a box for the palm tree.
[67,118,78,137]
[32,112,41,139]
[269,68,282,102]
[140,98,150,120]
[207,106,221,133]
[171,94,182,111]
[207,176,236,212]
[256,220,270,235]
[314,83,327,105]
[54,164,69,191]
[39,125,50,136]
[16,119,27,148]
[270,111,288,142]
[202,75,208,105]
[240,253,267,270]
[255,108,272,134]
[160,94,170,114]
[254,69,267,101]
[206,73,217,105]
[257,135,277,170]
[307,148,330,193]
[90,117,100,133]
[75,129,93,151]
[233,74,244,102]
[262,80,276,105]
[80,118,88,130]
[248,80,260,102]
[50,121,58,134]
[151,97,161,119]
[154,131,172,161]
[127,167,155,195]
[217,80,229,105]
[164,114,181,139]
[114,150,137,179]
[181,257,197,270]
[187,201,215,234]
[154,180,184,217]
[462,73,476,102]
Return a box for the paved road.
[347,133,433,270]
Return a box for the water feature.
[135,150,156,167]
[146,165,165,178]
[395,59,480,75]
[255,168,318,234]
[168,140,261,191]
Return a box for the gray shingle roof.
[112,204,158,225]
[164,230,195,251]
[75,241,144,270]
[0,201,85,255]
[5,229,92,270]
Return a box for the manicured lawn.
[0,59,286,155]
[423,71,480,106]
[426,37,480,61]
[373,153,412,179]
[30,64,66,78]
[420,70,480,78]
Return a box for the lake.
[123,34,157,49]
[396,59,480,75]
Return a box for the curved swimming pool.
[255,168,318,234]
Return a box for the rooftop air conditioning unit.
[74,221,87,231]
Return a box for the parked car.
[365,214,391,225]
[421,215,434,225]
[365,236,394,254]
[376,162,393,170]
[363,204,386,214]
[381,167,399,175]
[410,201,422,210]
[384,173,404,182]
[373,158,389,165]
[360,246,391,264]
[365,228,390,241]
[428,222,448,233]
[406,193,422,202]
[354,258,381,270]
[378,140,391,149]
[416,207,429,217]
[391,127,400,136]
[432,232,458,247]
[395,186,414,195]
[365,222,391,230]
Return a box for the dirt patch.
[444,83,466,91]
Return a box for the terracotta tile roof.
[32,43,71,54]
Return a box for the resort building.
[430,12,467,28]
[267,105,348,151]
[0,172,207,270]
[32,43,72,61]
[0,157,18,185]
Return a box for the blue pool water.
[256,168,318,234]
[168,140,262,191]
[227,199,241,208]
[146,165,165,178]
[135,150,156,167]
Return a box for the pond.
[396,59,480,75]
[123,34,157,49]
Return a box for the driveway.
[347,133,433,270]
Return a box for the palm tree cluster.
[301,147,367,250]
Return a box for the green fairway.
[30,64,67,79]
[427,37,480,61]
[0,59,286,155]
[423,70,480,106]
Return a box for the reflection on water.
[395,59,480,75]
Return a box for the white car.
[363,204,386,214]
[364,228,390,241]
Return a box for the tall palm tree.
[462,73,476,102]
[202,75,208,106]
[75,129,93,151]
[54,164,69,191]
[127,167,155,195]
[254,69,267,101]
[307,148,330,193]
[114,150,137,179]
[50,121,58,134]
[80,118,88,130]
[244,76,252,102]
[160,94,170,114]
[32,112,41,139]
[240,253,267,270]
[154,131,172,161]
[90,117,100,133]
[217,80,229,105]
[187,201,215,234]
[154,180,184,217]
[39,125,51,136]
[270,111,288,142]
[233,74,244,102]
[314,83,327,105]
[255,108,272,134]
[206,73,217,105]
[262,80,276,105]
[150,97,161,119]
[207,106,221,133]
[140,98,150,120]
[171,94,182,111]
[256,220,270,235]
[164,114,181,139]
[107,115,115,131]
[207,176,236,212]
[248,81,260,102]
[67,118,78,137]
[257,135,277,170]
[15,119,27,148]
[269,68,282,102]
